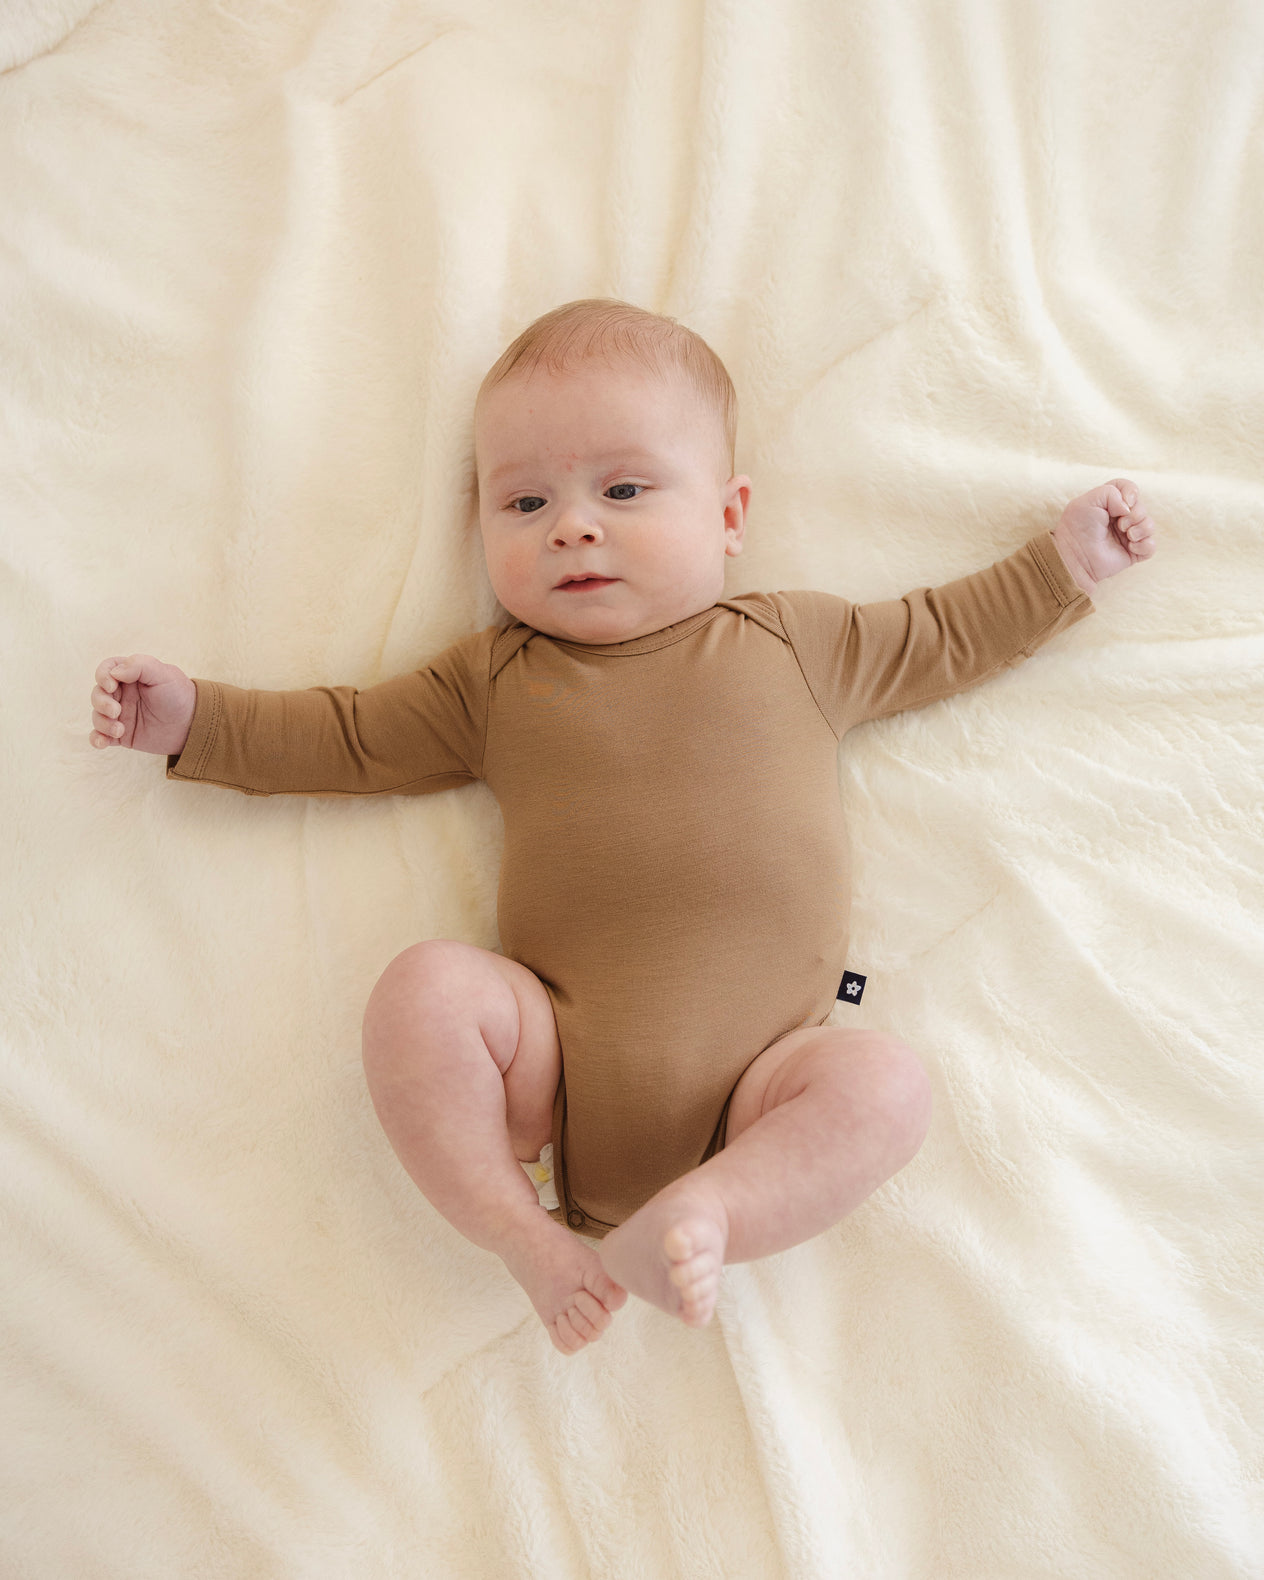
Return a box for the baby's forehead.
[474,356,728,480]
[485,357,679,406]
[477,359,709,440]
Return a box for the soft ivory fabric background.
[3,0,1263,1575]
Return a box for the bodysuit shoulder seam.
[752,594,844,745]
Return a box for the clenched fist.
[89,654,197,757]
[1051,478,1158,594]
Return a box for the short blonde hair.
[476,298,738,477]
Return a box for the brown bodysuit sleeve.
[766,530,1094,738]
[164,626,495,797]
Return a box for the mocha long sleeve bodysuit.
[167,531,1093,1238]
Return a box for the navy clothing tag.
[837,970,866,1004]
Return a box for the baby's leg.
[598,1026,932,1328]
[360,940,626,1353]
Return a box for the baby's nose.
[551,514,602,545]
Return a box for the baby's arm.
[1051,478,1158,595]
[773,478,1156,737]
[89,636,491,798]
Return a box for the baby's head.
[474,299,751,643]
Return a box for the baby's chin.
[543,605,705,644]
[534,611,648,642]
[501,581,722,642]
[499,593,632,642]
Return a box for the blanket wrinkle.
[904,890,1001,962]
[0,0,103,75]
[332,25,463,107]
[797,293,943,398]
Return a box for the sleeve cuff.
[165,678,221,781]
[1029,529,1094,607]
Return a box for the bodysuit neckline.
[548,604,725,657]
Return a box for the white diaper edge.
[519,1142,560,1211]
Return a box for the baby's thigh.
[366,940,562,1159]
[481,952,563,1142]
[479,951,562,1159]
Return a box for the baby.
[89,298,1158,1356]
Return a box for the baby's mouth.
[557,576,619,590]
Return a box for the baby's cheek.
[490,545,532,598]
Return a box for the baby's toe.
[662,1222,696,1257]
[679,1287,711,1319]
[663,1217,719,1265]
[667,1253,711,1289]
[680,1282,719,1326]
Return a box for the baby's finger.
[96,656,135,693]
[1126,517,1157,556]
[1104,484,1131,519]
[92,685,120,715]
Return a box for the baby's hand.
[90,654,197,757]
[1052,478,1158,593]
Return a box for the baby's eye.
[509,484,643,513]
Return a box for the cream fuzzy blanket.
[3,2,1263,1575]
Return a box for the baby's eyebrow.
[486,449,661,485]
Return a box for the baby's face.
[475,361,750,643]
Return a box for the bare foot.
[597,1183,730,1329]
[500,1216,628,1355]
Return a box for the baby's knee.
[364,939,476,1024]
[361,940,527,1083]
[827,1032,931,1155]
[875,1039,932,1155]
[362,940,460,1061]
